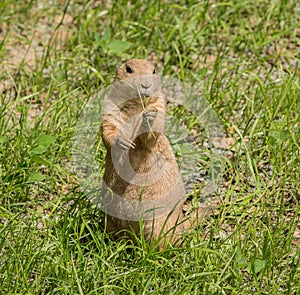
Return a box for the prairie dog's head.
[115,59,160,98]
[116,59,156,81]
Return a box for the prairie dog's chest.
[120,99,143,118]
[119,98,158,118]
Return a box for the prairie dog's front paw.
[114,136,136,150]
[143,109,157,122]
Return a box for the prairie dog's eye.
[153,68,156,74]
[125,66,133,73]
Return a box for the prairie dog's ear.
[114,64,122,81]
[115,63,121,73]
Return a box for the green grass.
[1,0,299,294]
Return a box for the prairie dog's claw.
[143,109,157,122]
[115,136,135,149]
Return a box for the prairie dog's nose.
[141,83,151,90]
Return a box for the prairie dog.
[101,59,203,248]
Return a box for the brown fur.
[101,59,209,249]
